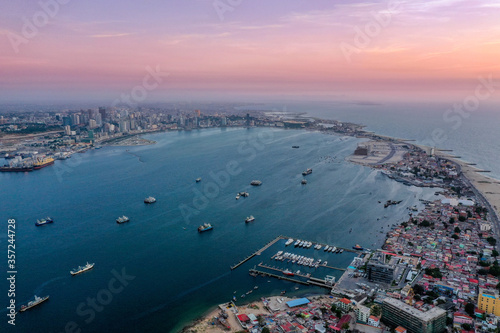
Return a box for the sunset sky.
[1,0,499,103]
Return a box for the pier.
[230,234,356,271]
[249,268,310,286]
[249,268,335,290]
[230,235,284,270]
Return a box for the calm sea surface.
[2,127,444,332]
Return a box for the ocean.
[1,126,441,332]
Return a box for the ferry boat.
[245,215,255,223]
[144,196,156,204]
[35,217,53,226]
[70,262,95,276]
[198,223,213,232]
[285,238,294,246]
[19,295,49,312]
[116,216,130,224]
[196,178,202,182]
[302,168,312,176]
[33,157,55,170]
[250,180,262,186]
[352,244,364,251]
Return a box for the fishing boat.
[245,215,255,223]
[19,295,49,312]
[70,262,95,276]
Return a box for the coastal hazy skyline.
[1,0,500,103]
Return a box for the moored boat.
[283,269,294,276]
[116,216,130,224]
[245,215,255,223]
[35,217,53,226]
[302,168,312,176]
[144,196,156,204]
[198,223,213,232]
[285,238,294,246]
[352,244,364,251]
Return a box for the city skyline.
[1,0,500,103]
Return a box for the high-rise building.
[63,116,72,126]
[367,251,396,284]
[119,120,129,133]
[478,288,500,316]
[382,298,446,333]
[64,125,71,136]
[98,107,107,121]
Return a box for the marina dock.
[230,234,357,271]
[249,268,336,290]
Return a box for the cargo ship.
[35,217,53,226]
[19,295,49,312]
[198,223,213,232]
[70,262,95,276]
[116,216,130,224]
[0,165,34,172]
[302,168,312,176]
[33,157,55,170]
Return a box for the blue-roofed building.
[286,298,310,308]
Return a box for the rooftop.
[383,297,446,322]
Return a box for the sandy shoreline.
[435,150,500,221]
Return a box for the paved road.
[376,143,396,164]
